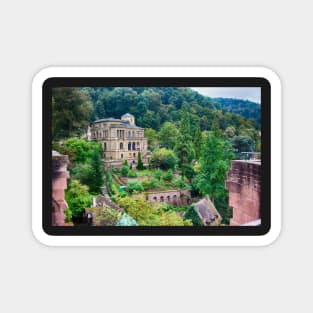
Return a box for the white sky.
[191,87,261,103]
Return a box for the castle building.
[90,113,150,168]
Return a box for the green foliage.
[231,135,256,159]
[127,169,138,177]
[127,181,144,193]
[94,206,121,226]
[89,148,104,193]
[121,165,129,177]
[163,169,174,182]
[144,128,159,150]
[65,180,92,220]
[184,205,203,226]
[193,122,202,160]
[117,197,191,226]
[52,87,92,140]
[159,122,179,149]
[195,132,234,205]
[137,152,144,170]
[150,148,178,170]
[154,169,163,180]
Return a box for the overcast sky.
[191,87,261,103]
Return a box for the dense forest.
[52,87,261,225]
[213,97,261,127]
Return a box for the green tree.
[193,122,202,160]
[196,132,234,204]
[159,122,179,149]
[52,87,92,140]
[150,148,178,170]
[144,128,159,150]
[89,148,104,193]
[137,151,144,170]
[174,106,195,179]
[65,180,92,222]
[121,165,129,176]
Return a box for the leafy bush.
[154,169,163,180]
[173,177,187,189]
[65,180,92,222]
[95,207,121,226]
[163,169,174,181]
[150,148,178,170]
[184,205,203,226]
[121,165,129,177]
[127,181,144,193]
[127,170,138,178]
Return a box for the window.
[120,142,123,150]
[133,153,136,158]
[128,142,131,151]
[128,131,131,138]
[153,197,157,201]
[132,142,136,150]
[103,142,106,150]
[160,196,164,202]
[121,154,123,159]
[167,195,171,202]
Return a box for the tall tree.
[89,147,104,193]
[196,132,234,204]
[137,152,144,170]
[174,106,195,179]
[193,121,202,160]
[159,122,179,149]
[52,87,92,140]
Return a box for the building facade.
[90,113,150,168]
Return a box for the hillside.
[213,97,261,128]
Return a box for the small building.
[194,196,222,226]
[147,189,191,206]
[225,160,261,226]
[90,113,150,169]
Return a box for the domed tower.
[121,113,135,125]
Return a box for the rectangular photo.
[51,85,263,230]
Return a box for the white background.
[0,1,311,312]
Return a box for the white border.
[32,67,281,246]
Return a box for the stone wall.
[147,189,191,206]
[225,160,261,225]
[52,152,70,226]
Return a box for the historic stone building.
[90,113,150,169]
[225,160,261,226]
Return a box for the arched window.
[128,142,131,151]
[160,196,164,202]
[103,142,106,150]
[133,153,136,158]
[153,197,157,201]
[132,131,135,137]
[167,195,171,202]
[132,142,136,150]
[120,142,123,150]
[128,131,131,138]
[137,142,140,150]
[121,154,123,159]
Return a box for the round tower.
[121,113,135,125]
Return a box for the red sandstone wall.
[147,189,191,206]
[52,154,70,226]
[225,160,261,226]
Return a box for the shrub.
[137,152,144,170]
[154,169,163,180]
[150,148,178,170]
[121,165,129,177]
[127,181,144,193]
[163,169,174,181]
[127,169,138,177]
[184,205,203,226]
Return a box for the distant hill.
[213,98,261,127]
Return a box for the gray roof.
[122,113,134,118]
[92,118,143,129]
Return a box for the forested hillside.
[213,97,261,127]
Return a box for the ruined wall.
[147,189,191,206]
[225,160,261,226]
[52,152,70,226]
